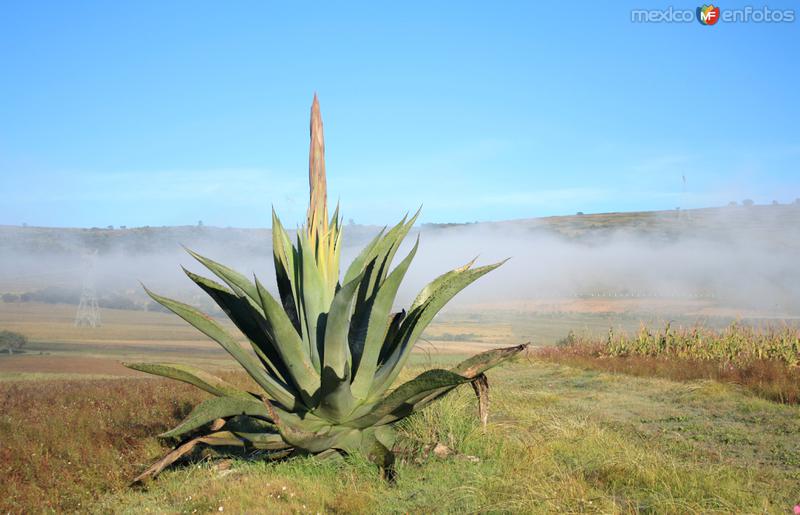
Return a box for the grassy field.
[1,360,798,513]
[0,302,658,377]
[0,302,220,349]
[2,303,799,513]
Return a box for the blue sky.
[1,1,798,228]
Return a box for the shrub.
[538,322,800,403]
[0,330,28,355]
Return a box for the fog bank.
[2,205,799,317]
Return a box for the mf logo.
[697,4,721,25]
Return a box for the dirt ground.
[0,355,144,376]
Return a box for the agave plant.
[127,95,525,482]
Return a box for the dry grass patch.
[0,377,204,512]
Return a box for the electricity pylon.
[680,174,691,221]
[75,251,101,327]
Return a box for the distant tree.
[120,225,127,230]
[26,286,80,305]
[742,199,754,206]
[21,222,27,227]
[107,225,114,230]
[0,330,27,355]
[197,220,204,227]
[100,294,137,311]
[795,198,800,205]
[576,211,584,216]
[1,293,19,303]
[348,218,355,225]
[728,201,738,206]
[772,200,779,205]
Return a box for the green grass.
[22,361,789,514]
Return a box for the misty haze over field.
[2,204,799,317]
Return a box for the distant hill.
[3,203,800,256]
[474,204,800,245]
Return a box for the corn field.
[560,322,800,367]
